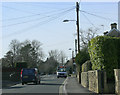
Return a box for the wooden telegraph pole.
[76,2,80,53]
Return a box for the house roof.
[106,28,120,37]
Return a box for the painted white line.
[0,89,2,95]
[63,77,68,95]
[59,77,68,95]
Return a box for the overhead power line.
[81,12,96,28]
[1,6,75,27]
[1,16,49,27]
[3,5,37,14]
[80,10,117,22]
[3,6,75,38]
[2,6,75,21]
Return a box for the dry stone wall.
[81,72,89,88]
[114,69,120,95]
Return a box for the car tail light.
[21,69,23,78]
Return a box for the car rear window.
[58,68,66,72]
[22,69,35,75]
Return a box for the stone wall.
[77,71,81,83]
[114,69,120,95]
[88,70,99,93]
[81,72,88,88]
[81,70,108,93]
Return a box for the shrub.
[75,47,90,72]
[15,62,28,69]
[88,36,120,79]
[82,60,92,72]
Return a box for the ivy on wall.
[88,36,120,79]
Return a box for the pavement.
[60,75,116,95]
[60,76,96,95]
[65,77,95,94]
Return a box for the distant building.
[104,23,120,37]
[118,1,120,30]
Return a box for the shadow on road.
[41,83,63,86]
[26,82,63,86]
[4,86,25,89]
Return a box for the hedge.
[15,62,28,69]
[75,47,90,72]
[88,36,120,79]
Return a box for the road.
[2,74,66,94]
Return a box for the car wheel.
[57,76,59,78]
[22,82,24,85]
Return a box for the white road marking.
[59,77,68,95]
[0,89,2,95]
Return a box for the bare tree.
[48,50,60,62]
[48,50,67,65]
[59,50,67,65]
[31,40,44,60]
[9,39,21,63]
[79,27,99,48]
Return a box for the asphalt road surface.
[2,74,66,94]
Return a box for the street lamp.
[63,20,76,22]
[63,2,80,54]
[63,19,80,54]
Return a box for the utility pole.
[75,39,77,56]
[76,2,80,53]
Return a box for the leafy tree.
[75,47,90,72]
[2,51,13,67]
[3,39,44,68]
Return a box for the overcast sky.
[1,0,119,60]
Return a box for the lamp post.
[63,2,80,54]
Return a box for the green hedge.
[88,36,120,79]
[75,47,90,72]
[15,62,28,69]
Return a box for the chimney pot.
[111,23,117,29]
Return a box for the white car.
[57,68,67,78]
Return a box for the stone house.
[104,23,120,37]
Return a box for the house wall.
[118,1,120,30]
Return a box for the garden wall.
[114,69,120,95]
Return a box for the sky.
[118,1,120,30]
[1,0,119,60]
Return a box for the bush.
[82,60,92,72]
[75,47,90,72]
[15,62,28,69]
[88,36,120,79]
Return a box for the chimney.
[104,31,108,35]
[111,23,117,29]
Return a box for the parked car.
[21,68,40,85]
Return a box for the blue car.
[21,68,40,85]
